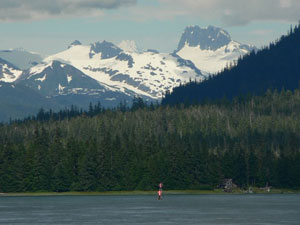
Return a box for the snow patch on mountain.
[29,61,53,76]
[0,64,22,82]
[0,58,23,82]
[58,84,65,94]
[67,74,72,83]
[35,74,47,82]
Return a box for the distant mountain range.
[162,24,300,105]
[0,25,254,121]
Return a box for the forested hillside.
[1,90,300,192]
[162,24,300,105]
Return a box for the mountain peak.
[68,40,82,48]
[118,40,138,53]
[177,25,232,51]
[89,41,122,59]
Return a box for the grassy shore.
[1,188,300,197]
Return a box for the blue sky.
[0,0,298,55]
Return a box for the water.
[0,194,299,225]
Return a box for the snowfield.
[177,41,249,75]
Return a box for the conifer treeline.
[1,90,300,192]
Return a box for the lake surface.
[0,194,299,225]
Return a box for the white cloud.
[157,0,300,26]
[0,0,137,21]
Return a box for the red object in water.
[158,182,163,200]
[158,190,162,196]
[158,190,162,200]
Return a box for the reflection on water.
[0,194,300,225]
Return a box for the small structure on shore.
[218,179,238,192]
[248,187,253,194]
[260,183,271,192]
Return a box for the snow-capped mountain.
[45,40,203,100]
[0,58,23,82]
[176,25,255,74]
[0,48,43,70]
[0,25,256,121]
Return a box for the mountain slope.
[176,25,255,74]
[162,25,300,105]
[0,81,60,121]
[18,60,106,96]
[0,58,23,82]
[17,60,134,108]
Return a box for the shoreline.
[1,189,300,197]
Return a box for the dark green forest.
[1,90,300,193]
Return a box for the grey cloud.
[159,0,300,26]
[0,0,137,21]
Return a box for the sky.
[0,0,299,55]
